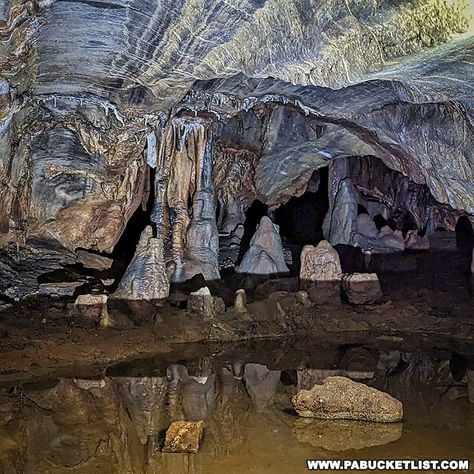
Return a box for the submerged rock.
[299,241,342,305]
[342,273,383,305]
[293,418,402,451]
[292,376,403,423]
[113,226,169,301]
[236,217,289,275]
[163,420,204,454]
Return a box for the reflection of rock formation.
[236,217,289,276]
[293,418,402,451]
[113,226,170,301]
[244,363,281,412]
[113,377,169,445]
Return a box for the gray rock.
[39,281,85,298]
[113,226,170,301]
[292,376,403,423]
[244,363,281,412]
[76,250,114,271]
[236,217,289,275]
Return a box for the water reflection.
[0,342,473,473]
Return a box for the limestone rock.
[292,376,403,423]
[163,421,204,454]
[76,250,114,271]
[188,287,225,318]
[342,273,383,305]
[234,289,247,313]
[75,294,110,326]
[355,214,379,238]
[299,241,342,305]
[113,226,169,301]
[39,282,85,298]
[236,217,289,275]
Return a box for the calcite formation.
[236,216,289,275]
[113,226,170,301]
[0,0,472,300]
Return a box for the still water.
[0,338,472,473]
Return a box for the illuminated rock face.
[0,0,472,298]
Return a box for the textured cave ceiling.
[0,0,473,298]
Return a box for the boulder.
[188,287,225,318]
[75,294,112,327]
[236,216,289,275]
[292,376,403,422]
[299,241,342,305]
[163,420,204,454]
[342,273,383,305]
[113,226,169,301]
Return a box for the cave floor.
[0,282,473,387]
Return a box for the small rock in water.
[163,420,204,453]
[292,376,403,423]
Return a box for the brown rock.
[163,421,204,454]
[300,241,342,305]
[342,273,383,305]
[75,294,111,326]
[76,250,114,270]
[292,376,403,423]
[188,287,225,318]
[254,277,299,299]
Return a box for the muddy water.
[0,339,473,473]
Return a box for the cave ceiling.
[0,0,473,297]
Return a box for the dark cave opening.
[237,200,269,263]
[455,216,474,252]
[274,168,329,248]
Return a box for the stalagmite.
[299,240,342,305]
[236,216,289,275]
[113,226,170,301]
[234,289,247,313]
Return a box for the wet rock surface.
[292,376,404,422]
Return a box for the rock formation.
[113,226,169,301]
[236,217,289,275]
[0,0,471,301]
[342,273,383,305]
[299,241,342,305]
[292,376,403,422]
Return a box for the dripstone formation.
[0,0,472,301]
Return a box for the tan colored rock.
[234,289,247,313]
[342,273,383,305]
[300,241,342,281]
[299,241,342,305]
[293,418,402,451]
[163,420,204,454]
[188,287,225,318]
[75,294,112,327]
[76,250,114,270]
[292,376,403,423]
